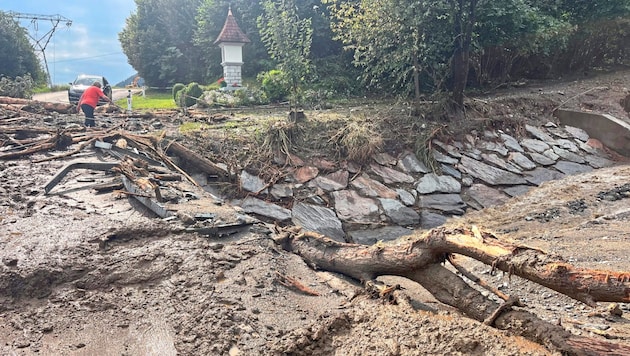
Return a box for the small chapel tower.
[214,7,250,88]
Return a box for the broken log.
[0,96,75,114]
[164,140,229,179]
[276,226,630,355]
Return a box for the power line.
[7,11,73,87]
[53,52,126,63]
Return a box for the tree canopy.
[118,0,630,112]
[0,11,46,84]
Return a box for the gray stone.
[503,185,532,197]
[542,149,560,161]
[508,152,537,170]
[350,173,398,199]
[396,188,416,206]
[397,152,429,173]
[433,150,459,165]
[433,140,463,158]
[417,194,467,215]
[479,141,509,156]
[373,152,397,166]
[500,132,524,152]
[483,130,499,139]
[552,138,579,153]
[521,138,550,153]
[458,156,527,186]
[307,170,348,191]
[332,190,380,223]
[523,167,565,186]
[241,197,291,221]
[440,164,462,179]
[292,202,345,242]
[481,153,522,173]
[584,155,615,169]
[552,146,585,164]
[370,164,415,184]
[421,211,448,229]
[270,184,293,199]
[463,148,483,160]
[461,176,474,187]
[554,161,593,175]
[465,184,510,209]
[525,124,555,142]
[564,125,590,142]
[240,170,268,194]
[349,226,413,245]
[546,127,570,139]
[416,173,461,194]
[528,152,556,166]
[379,199,421,226]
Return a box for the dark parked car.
[68,74,112,105]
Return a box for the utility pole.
[7,11,72,88]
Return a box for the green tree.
[0,11,45,84]
[119,0,205,87]
[258,0,313,111]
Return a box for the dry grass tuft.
[330,119,383,164]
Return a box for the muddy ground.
[2,69,630,355]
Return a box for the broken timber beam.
[164,141,228,179]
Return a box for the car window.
[75,77,101,86]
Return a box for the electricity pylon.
[7,11,72,87]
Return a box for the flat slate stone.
[332,190,380,223]
[396,188,416,206]
[552,146,585,164]
[508,152,537,170]
[397,152,429,173]
[350,173,398,199]
[348,226,412,245]
[240,170,268,194]
[433,150,459,165]
[270,183,294,199]
[523,167,565,186]
[500,132,524,152]
[370,163,415,184]
[373,152,397,166]
[458,156,527,186]
[479,141,508,156]
[379,198,421,226]
[528,152,556,166]
[421,211,448,229]
[307,170,349,191]
[503,185,532,197]
[526,124,555,142]
[554,160,593,175]
[521,138,550,153]
[552,138,580,153]
[415,173,461,194]
[417,194,467,215]
[564,125,590,141]
[292,202,345,242]
[292,166,319,183]
[585,154,615,169]
[241,196,291,221]
[465,184,510,209]
[542,149,560,161]
[481,153,522,173]
[440,164,462,179]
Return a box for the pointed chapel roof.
[214,8,250,44]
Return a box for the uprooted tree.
[273,225,630,356]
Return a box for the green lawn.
[115,90,177,110]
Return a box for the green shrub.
[0,75,35,99]
[257,69,289,102]
[172,83,185,101]
[183,82,203,107]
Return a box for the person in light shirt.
[77,81,113,127]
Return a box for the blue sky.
[3,1,137,86]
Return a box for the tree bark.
[276,226,630,355]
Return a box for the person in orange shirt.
[77,81,113,127]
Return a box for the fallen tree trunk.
[275,226,630,355]
[0,96,74,114]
